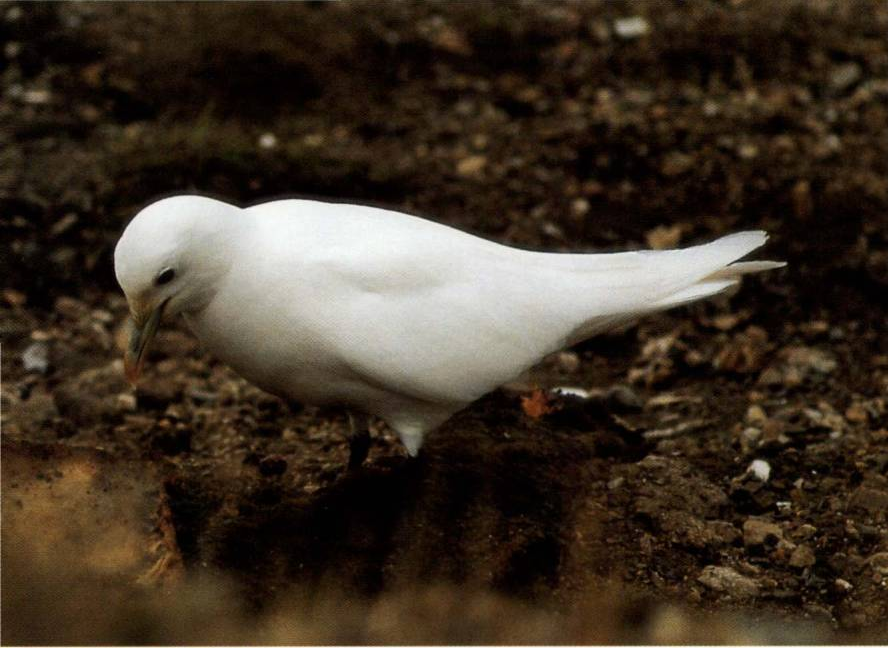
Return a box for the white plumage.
[114,195,784,459]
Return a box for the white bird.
[114,195,784,468]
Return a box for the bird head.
[114,195,241,384]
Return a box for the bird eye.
[155,268,176,286]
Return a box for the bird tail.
[565,231,785,343]
[647,232,785,309]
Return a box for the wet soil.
[2,1,888,644]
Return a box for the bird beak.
[124,300,166,385]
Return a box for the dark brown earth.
[2,1,888,644]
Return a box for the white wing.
[247,200,782,406]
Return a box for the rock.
[789,544,816,568]
[844,402,868,423]
[743,518,783,546]
[712,326,769,374]
[742,427,762,444]
[456,155,487,177]
[22,341,50,374]
[258,132,278,149]
[834,578,853,594]
[868,552,888,576]
[613,16,650,39]
[849,487,888,513]
[758,346,837,387]
[746,405,768,426]
[746,459,771,482]
[705,521,742,546]
[829,62,862,92]
[551,386,590,399]
[793,523,818,540]
[115,393,137,413]
[660,152,694,178]
[697,565,760,600]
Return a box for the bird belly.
[182,310,353,406]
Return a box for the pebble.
[613,16,650,39]
[834,578,853,594]
[456,155,487,177]
[868,552,888,576]
[746,459,771,482]
[793,524,818,542]
[743,518,783,546]
[115,393,137,413]
[551,386,590,399]
[829,62,862,91]
[697,565,760,600]
[22,341,50,374]
[258,133,278,149]
[789,544,816,568]
[23,89,52,105]
[746,404,767,425]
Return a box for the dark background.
[2,1,887,643]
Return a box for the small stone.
[868,552,888,576]
[845,403,868,423]
[258,454,288,477]
[743,518,783,546]
[697,565,760,600]
[607,476,625,490]
[746,459,771,482]
[4,40,21,58]
[834,578,853,594]
[115,393,137,413]
[456,155,487,177]
[829,62,861,92]
[738,143,759,160]
[22,88,51,105]
[22,341,50,374]
[746,405,767,425]
[551,386,590,399]
[789,544,816,568]
[258,132,278,149]
[571,198,590,217]
[742,427,762,444]
[794,524,817,542]
[660,152,693,177]
[613,16,650,39]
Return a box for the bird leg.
[347,412,371,471]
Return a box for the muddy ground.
[2,1,888,644]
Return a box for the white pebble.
[614,16,650,39]
[747,459,771,482]
[22,341,50,374]
[258,133,278,150]
[552,386,590,399]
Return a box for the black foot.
[347,429,371,471]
